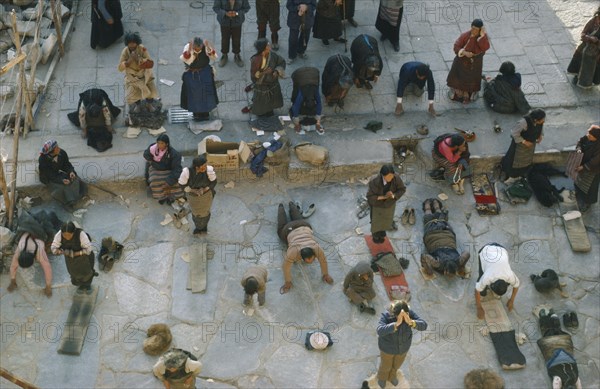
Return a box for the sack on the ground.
[295,142,328,166]
[372,251,403,277]
[506,178,532,200]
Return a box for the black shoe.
[158,199,166,205]
[359,303,366,312]
[193,228,202,235]
[348,18,358,27]
[380,34,387,42]
[334,37,347,43]
[563,313,572,327]
[322,39,329,45]
[364,306,376,315]
[570,312,579,328]
[539,308,547,318]
[393,42,400,52]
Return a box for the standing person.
[342,0,357,27]
[38,140,87,209]
[51,222,97,293]
[322,54,354,108]
[8,232,53,297]
[567,6,600,88]
[350,34,383,90]
[394,61,436,117]
[241,265,268,306]
[313,0,346,46]
[213,0,251,68]
[375,0,404,52]
[90,0,123,49]
[117,32,159,114]
[256,0,281,51]
[143,134,184,205]
[483,61,531,114]
[245,38,286,129]
[290,67,323,134]
[501,109,546,180]
[277,202,333,294]
[343,261,376,314]
[178,156,217,235]
[573,124,600,212]
[447,19,490,103]
[431,133,472,195]
[286,0,317,64]
[376,300,427,389]
[180,37,219,122]
[367,165,406,244]
[153,348,202,389]
[474,243,520,320]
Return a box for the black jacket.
[143,145,183,186]
[38,149,76,185]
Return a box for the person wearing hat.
[243,38,286,132]
[241,265,268,306]
[446,19,490,103]
[501,109,546,181]
[431,133,472,195]
[38,140,87,209]
[143,134,184,205]
[366,165,406,244]
[278,202,333,294]
[322,54,354,109]
[8,232,53,297]
[51,222,97,293]
[475,243,520,320]
[178,155,217,235]
[395,61,437,117]
[153,348,202,389]
[304,330,333,350]
[343,261,376,314]
[376,300,427,389]
[573,124,600,212]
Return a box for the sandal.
[422,199,432,212]
[431,198,444,212]
[302,203,316,218]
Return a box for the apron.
[65,253,94,286]
[575,169,595,194]
[511,141,535,169]
[188,190,213,217]
[371,203,396,233]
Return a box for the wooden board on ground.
[472,174,500,215]
[364,235,410,301]
[481,295,526,370]
[558,200,591,253]
[190,243,208,293]
[57,286,99,355]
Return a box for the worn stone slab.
[116,373,162,388]
[113,273,169,315]
[517,215,553,241]
[121,243,173,288]
[236,375,276,389]
[265,343,323,388]
[209,194,254,243]
[82,203,133,244]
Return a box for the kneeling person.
[343,261,376,314]
[420,198,470,277]
[241,265,268,306]
[278,202,333,294]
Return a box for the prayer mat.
[58,286,99,355]
[471,174,500,215]
[364,235,410,302]
[186,243,208,293]
[558,200,591,253]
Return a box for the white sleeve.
[185,358,202,376]
[180,44,195,65]
[79,231,93,255]
[178,167,190,186]
[50,231,62,254]
[511,273,520,288]
[207,165,216,181]
[152,359,166,380]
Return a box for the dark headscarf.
[254,38,269,54]
[471,19,484,28]
[157,134,170,146]
[124,32,142,45]
[589,125,600,139]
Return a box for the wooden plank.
[57,286,99,355]
[0,52,27,76]
[0,368,40,389]
[190,243,207,293]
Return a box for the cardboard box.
[198,139,239,169]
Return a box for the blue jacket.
[286,0,316,29]
[376,310,427,355]
[397,61,435,100]
[213,0,251,27]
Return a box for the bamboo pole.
[0,367,40,389]
[22,0,45,138]
[7,11,26,226]
[50,0,64,57]
[0,159,10,218]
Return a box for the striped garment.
[378,4,401,26]
[148,166,184,200]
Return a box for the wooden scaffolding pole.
[0,367,40,389]
[22,0,45,138]
[0,159,10,217]
[50,0,64,57]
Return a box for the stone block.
[113,273,169,315]
[45,1,70,20]
[493,37,525,57]
[534,64,567,84]
[0,226,14,246]
[236,375,276,389]
[265,344,322,388]
[12,0,35,6]
[525,45,559,65]
[0,29,13,51]
[121,243,174,288]
[517,214,552,241]
[41,32,57,64]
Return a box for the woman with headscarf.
[178,156,217,235]
[322,54,354,108]
[567,6,600,88]
[367,165,406,244]
[483,61,531,114]
[153,348,202,389]
[143,134,184,205]
[447,19,490,103]
[501,109,546,180]
[51,222,97,293]
[573,124,600,212]
[180,37,219,122]
[38,140,87,208]
[90,0,123,49]
[244,38,286,131]
[431,133,472,195]
[375,0,404,52]
[118,32,159,115]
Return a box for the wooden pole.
[8,11,26,226]
[22,0,45,138]
[50,0,64,57]
[0,159,10,219]
[0,367,40,389]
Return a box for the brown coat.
[343,261,374,293]
[283,226,328,283]
[366,173,406,208]
[241,265,268,293]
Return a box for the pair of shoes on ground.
[219,54,244,68]
[378,378,399,388]
[193,228,207,235]
[359,302,376,315]
[563,311,579,328]
[401,208,416,225]
[294,201,316,218]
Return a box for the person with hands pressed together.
[213,0,251,67]
[376,300,427,389]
